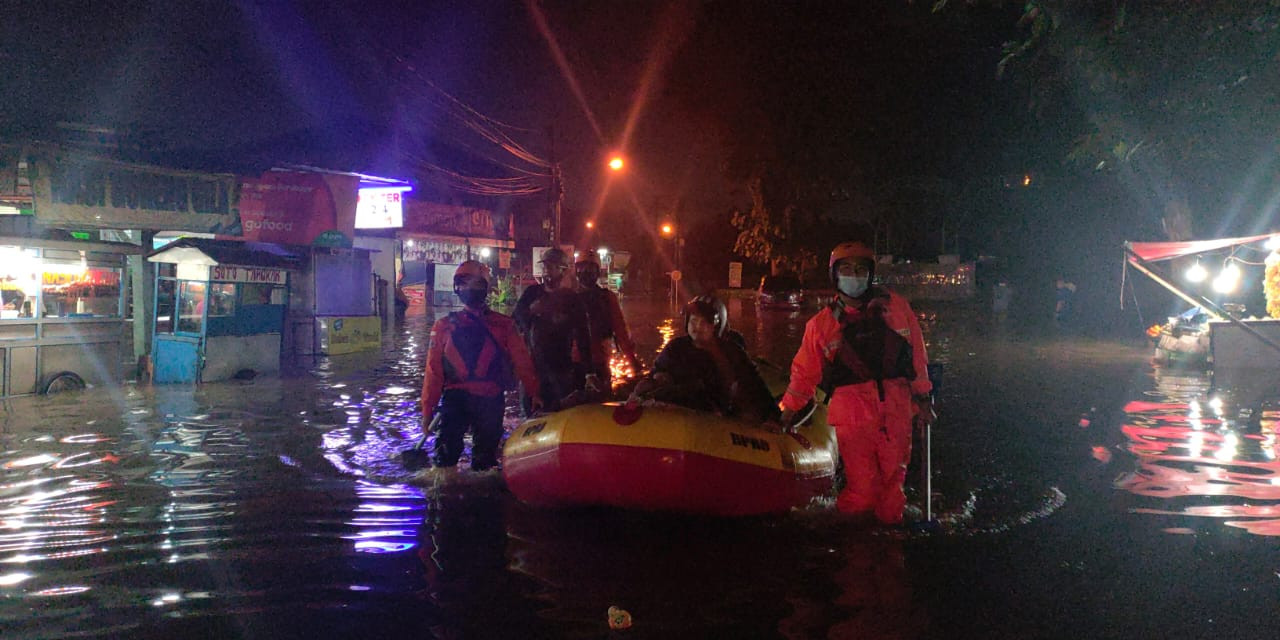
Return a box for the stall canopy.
[147,238,304,270]
[1123,232,1280,358]
[1125,233,1276,263]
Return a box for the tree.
[970,1,1280,238]
[731,172,821,278]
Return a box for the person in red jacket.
[779,241,935,524]
[422,260,542,470]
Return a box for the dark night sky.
[1,0,1027,245]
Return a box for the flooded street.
[1,296,1278,639]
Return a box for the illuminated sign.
[355,187,410,229]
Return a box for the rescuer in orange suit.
[778,241,934,525]
[422,260,542,470]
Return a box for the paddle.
[401,413,443,469]
[909,363,944,533]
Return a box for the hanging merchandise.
[1265,251,1280,318]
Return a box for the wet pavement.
[0,296,1277,639]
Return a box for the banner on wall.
[27,145,239,232]
[238,171,359,246]
[318,316,382,355]
[403,201,502,238]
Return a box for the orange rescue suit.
[782,289,931,524]
[421,309,540,414]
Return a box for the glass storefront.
[0,238,136,396]
[0,245,123,320]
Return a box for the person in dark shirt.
[513,248,599,412]
[574,249,641,389]
[631,295,777,423]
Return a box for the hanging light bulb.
[1213,261,1241,293]
[1185,260,1208,283]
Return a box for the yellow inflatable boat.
[502,400,837,516]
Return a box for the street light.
[585,220,594,229]
[659,221,681,305]
[608,155,625,172]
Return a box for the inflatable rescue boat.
[502,401,837,516]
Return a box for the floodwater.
[1,296,1277,639]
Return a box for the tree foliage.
[730,172,822,278]
[977,0,1280,237]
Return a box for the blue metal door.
[153,335,201,383]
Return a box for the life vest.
[441,311,513,388]
[580,286,615,342]
[819,290,915,400]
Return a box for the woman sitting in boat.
[630,295,777,422]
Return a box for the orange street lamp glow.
[660,223,674,236]
[608,156,624,171]
[585,220,595,229]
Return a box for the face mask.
[837,275,869,298]
[457,288,488,307]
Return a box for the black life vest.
[579,286,615,342]
[820,292,915,400]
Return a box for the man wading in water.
[778,241,935,525]
[421,260,542,470]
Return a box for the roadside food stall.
[0,236,140,395]
[147,238,300,383]
[1123,233,1280,374]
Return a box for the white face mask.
[837,275,869,298]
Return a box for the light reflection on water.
[1116,366,1280,535]
[0,298,1094,638]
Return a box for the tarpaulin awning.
[1122,232,1280,358]
[147,238,305,270]
[1124,233,1276,262]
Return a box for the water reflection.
[504,505,929,639]
[1116,370,1280,536]
[0,297,1115,638]
[779,535,925,639]
[345,482,424,554]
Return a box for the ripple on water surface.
[1115,367,1280,536]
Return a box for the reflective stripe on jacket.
[422,309,540,414]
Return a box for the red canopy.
[1125,233,1277,263]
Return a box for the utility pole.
[547,125,562,247]
[551,163,563,247]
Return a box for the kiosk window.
[0,246,40,319]
[41,267,122,318]
[177,281,207,334]
[240,283,283,306]
[156,279,176,334]
[208,283,236,317]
